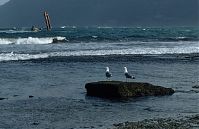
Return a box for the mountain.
[0,0,198,27]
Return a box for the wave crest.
[0,37,66,44]
[0,46,198,62]
[0,52,49,61]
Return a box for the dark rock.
[144,107,154,112]
[85,81,175,98]
[32,122,39,125]
[192,85,199,89]
[190,90,199,93]
[189,115,199,120]
[113,123,124,127]
[0,98,7,100]
[52,38,67,43]
[29,95,34,98]
[13,95,19,97]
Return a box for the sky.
[0,0,198,27]
[0,0,9,5]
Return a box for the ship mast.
[44,11,51,31]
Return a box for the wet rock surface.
[85,81,174,98]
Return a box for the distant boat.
[31,26,41,32]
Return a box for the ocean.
[0,27,198,129]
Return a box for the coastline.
[0,27,198,129]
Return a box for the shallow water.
[0,27,198,129]
[0,56,198,129]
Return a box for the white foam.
[0,37,66,44]
[0,30,31,34]
[0,41,198,62]
[60,26,66,29]
[55,36,67,41]
[0,52,49,61]
[0,38,13,44]
[92,36,98,38]
[0,46,198,62]
[51,47,199,57]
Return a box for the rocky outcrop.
[85,81,174,98]
[52,38,68,43]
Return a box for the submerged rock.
[85,81,174,98]
[192,85,199,89]
[29,95,34,98]
[0,97,7,100]
[32,122,39,125]
[13,95,19,97]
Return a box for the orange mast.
[44,11,51,31]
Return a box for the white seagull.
[105,67,112,80]
[124,67,135,82]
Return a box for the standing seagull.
[106,67,112,80]
[124,67,135,82]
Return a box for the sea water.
[0,27,198,129]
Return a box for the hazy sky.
[0,0,9,5]
[0,0,198,27]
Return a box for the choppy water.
[0,27,198,129]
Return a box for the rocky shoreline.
[112,114,199,129]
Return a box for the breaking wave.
[1,46,198,62]
[0,52,49,61]
[0,37,66,44]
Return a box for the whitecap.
[0,52,49,61]
[0,37,67,45]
